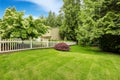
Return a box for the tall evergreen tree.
[60,0,80,41]
[95,0,120,53]
[46,11,56,27]
[56,13,64,27]
[76,0,102,45]
[0,19,3,36]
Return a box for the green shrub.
[99,34,120,53]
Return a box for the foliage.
[0,8,48,40]
[60,0,120,53]
[54,43,70,51]
[95,12,120,36]
[38,16,47,26]
[56,12,64,27]
[1,8,25,39]
[46,11,57,27]
[60,0,80,41]
[76,0,102,46]
[99,34,120,53]
[25,16,48,39]
[46,11,63,28]
[95,0,120,53]
[0,19,3,36]
[76,11,96,46]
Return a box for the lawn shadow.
[70,45,120,56]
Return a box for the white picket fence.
[0,39,76,53]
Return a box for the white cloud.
[19,0,63,14]
[24,14,38,19]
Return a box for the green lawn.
[0,46,120,80]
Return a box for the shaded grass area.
[0,45,120,80]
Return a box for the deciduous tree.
[0,8,48,40]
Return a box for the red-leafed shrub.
[54,43,70,51]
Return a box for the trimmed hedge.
[54,43,70,51]
[99,34,120,53]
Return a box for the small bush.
[54,43,70,51]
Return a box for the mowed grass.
[0,45,120,80]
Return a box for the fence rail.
[0,39,76,53]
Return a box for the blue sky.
[0,0,63,19]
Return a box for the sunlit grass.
[0,45,120,80]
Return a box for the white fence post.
[47,41,49,47]
[0,37,1,52]
[30,39,32,49]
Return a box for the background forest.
[0,0,120,53]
